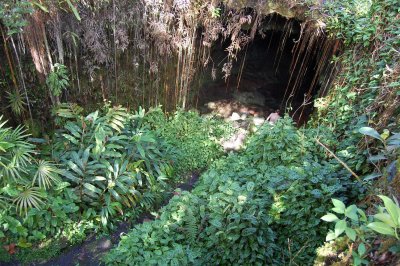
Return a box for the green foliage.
[0,116,60,216]
[65,0,81,21]
[322,196,400,265]
[7,91,26,116]
[1,105,232,263]
[143,108,232,175]
[210,6,221,18]
[0,116,67,253]
[316,0,399,132]
[105,118,353,265]
[46,63,70,97]
[52,105,175,227]
[358,126,400,182]
[369,196,400,239]
[0,0,33,35]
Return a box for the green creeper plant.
[322,195,400,265]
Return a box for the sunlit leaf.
[367,222,395,236]
[359,127,383,142]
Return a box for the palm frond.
[0,117,35,183]
[7,91,26,116]
[13,187,46,216]
[32,160,62,190]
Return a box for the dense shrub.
[105,118,353,264]
[143,108,234,175]
[51,105,176,226]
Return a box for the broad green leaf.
[345,227,357,241]
[332,199,345,214]
[352,251,361,266]
[59,170,79,183]
[62,133,79,145]
[83,147,90,164]
[335,220,347,237]
[67,161,84,176]
[359,127,383,142]
[83,183,102,194]
[137,144,145,158]
[378,195,399,226]
[92,176,107,181]
[374,213,396,227]
[367,222,396,236]
[326,231,336,241]
[357,209,367,222]
[345,205,359,221]
[368,154,386,162]
[321,213,339,222]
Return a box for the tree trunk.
[25,10,50,84]
[25,10,59,105]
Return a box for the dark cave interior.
[197,13,322,123]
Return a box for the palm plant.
[0,116,60,216]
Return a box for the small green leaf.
[321,213,339,222]
[247,182,255,192]
[83,183,102,194]
[367,222,396,236]
[363,173,382,181]
[345,227,357,241]
[210,219,222,228]
[345,205,359,221]
[242,227,257,236]
[358,243,366,256]
[326,231,336,241]
[335,220,347,237]
[357,209,367,222]
[66,0,81,21]
[31,1,49,12]
[332,199,345,214]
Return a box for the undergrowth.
[0,105,229,264]
[104,118,357,265]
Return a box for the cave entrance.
[197,13,341,125]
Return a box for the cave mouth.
[197,13,332,124]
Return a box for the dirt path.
[33,173,200,266]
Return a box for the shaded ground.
[9,173,200,266]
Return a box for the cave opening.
[197,13,338,124]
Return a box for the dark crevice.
[197,13,332,124]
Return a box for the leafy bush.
[320,196,400,265]
[143,108,233,175]
[52,105,175,226]
[0,116,65,249]
[46,63,69,97]
[105,118,353,264]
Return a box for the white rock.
[252,117,265,126]
[230,112,241,121]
